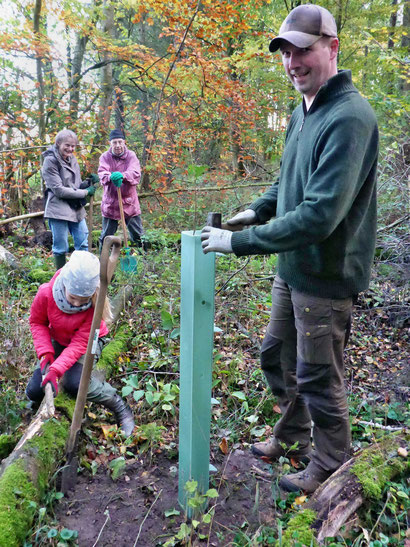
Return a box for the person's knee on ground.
[26,368,45,403]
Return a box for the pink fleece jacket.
[29,271,109,378]
[98,146,141,220]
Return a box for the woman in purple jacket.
[97,129,144,250]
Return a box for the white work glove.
[226,209,257,226]
[201,227,233,254]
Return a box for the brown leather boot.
[279,462,332,493]
[251,436,311,463]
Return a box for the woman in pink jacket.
[98,129,144,251]
[26,251,134,436]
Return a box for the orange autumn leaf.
[101,424,116,439]
[290,458,303,469]
[219,437,228,455]
[294,495,307,505]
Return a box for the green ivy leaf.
[164,508,180,517]
[122,385,134,397]
[133,390,145,402]
[161,310,174,330]
[232,391,246,401]
[60,528,78,539]
[185,480,198,493]
[109,457,126,481]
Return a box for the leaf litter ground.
[53,288,409,546]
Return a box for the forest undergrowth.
[0,163,408,546]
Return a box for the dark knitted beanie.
[109,129,125,140]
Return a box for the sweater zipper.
[297,117,305,140]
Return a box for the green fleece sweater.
[232,70,379,299]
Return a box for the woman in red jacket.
[26,251,134,436]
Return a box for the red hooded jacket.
[29,270,109,377]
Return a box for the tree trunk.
[69,34,89,120]
[33,0,46,142]
[96,1,115,139]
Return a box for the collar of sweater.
[303,69,356,114]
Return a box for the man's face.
[58,138,77,161]
[280,38,338,105]
[111,138,126,156]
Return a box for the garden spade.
[87,193,94,251]
[61,235,121,494]
[117,186,138,273]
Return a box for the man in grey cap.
[201,4,378,493]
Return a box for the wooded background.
[0,0,408,220]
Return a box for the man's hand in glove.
[41,369,59,395]
[201,227,233,254]
[110,171,123,187]
[227,209,257,226]
[87,185,96,195]
[39,353,54,372]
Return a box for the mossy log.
[0,286,134,546]
[0,396,73,547]
[299,432,410,543]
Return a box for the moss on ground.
[0,461,38,547]
[29,267,54,284]
[97,324,131,376]
[0,434,17,459]
[25,416,69,493]
[0,413,70,546]
[54,392,76,421]
[352,433,410,499]
[282,508,317,546]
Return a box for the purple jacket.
[98,146,141,220]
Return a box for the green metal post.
[178,230,215,513]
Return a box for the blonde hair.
[91,288,113,325]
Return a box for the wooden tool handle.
[87,195,94,250]
[221,222,246,232]
[117,186,129,247]
[65,236,121,455]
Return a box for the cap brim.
[269,31,322,52]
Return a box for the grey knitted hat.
[60,251,100,297]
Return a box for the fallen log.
[0,396,73,547]
[0,245,22,270]
[283,432,410,546]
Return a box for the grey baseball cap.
[269,4,337,52]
